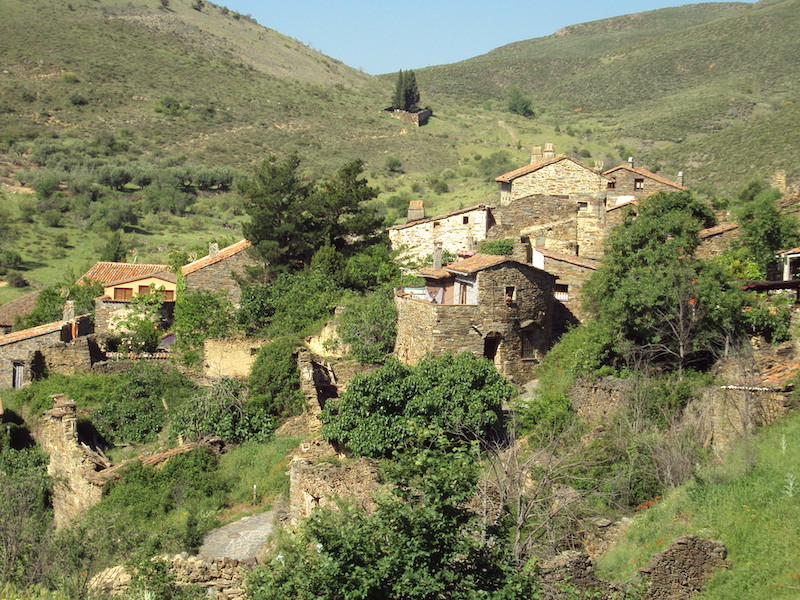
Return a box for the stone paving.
[198,511,275,560]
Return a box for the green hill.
[415,0,800,193]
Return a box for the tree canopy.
[391,70,421,112]
[239,155,381,274]
[583,191,742,372]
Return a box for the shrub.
[248,337,305,418]
[172,288,235,366]
[5,271,28,288]
[338,292,397,363]
[478,239,514,255]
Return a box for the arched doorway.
[483,332,502,362]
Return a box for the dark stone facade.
[487,194,581,255]
[395,262,554,382]
[184,251,254,306]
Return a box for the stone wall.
[89,555,253,600]
[36,395,105,529]
[381,108,432,126]
[606,168,682,202]
[289,457,383,523]
[94,298,174,335]
[0,327,66,391]
[487,195,579,255]
[696,226,741,259]
[394,263,554,382]
[185,251,254,306]
[203,337,270,379]
[501,159,608,204]
[388,206,491,263]
[569,376,633,425]
[41,336,100,376]
[576,204,606,260]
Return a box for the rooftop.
[79,261,171,285]
[700,222,739,239]
[603,163,687,190]
[0,290,42,327]
[0,319,67,346]
[533,247,601,270]
[389,204,489,231]
[104,270,177,287]
[181,239,251,276]
[495,155,603,184]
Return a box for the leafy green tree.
[584,191,741,373]
[338,292,397,363]
[117,287,165,353]
[173,287,235,366]
[249,446,535,600]
[734,186,800,276]
[322,353,513,457]
[248,336,305,418]
[25,279,103,327]
[100,230,127,262]
[506,86,534,117]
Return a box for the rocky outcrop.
[639,535,729,600]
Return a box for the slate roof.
[495,155,602,183]
[419,253,547,279]
[181,240,251,276]
[606,199,637,212]
[699,222,739,239]
[533,247,601,270]
[0,290,42,328]
[79,262,171,285]
[388,205,489,231]
[603,164,687,190]
[0,320,67,346]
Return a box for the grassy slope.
[597,410,800,599]
[415,0,800,193]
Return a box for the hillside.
[415,0,800,193]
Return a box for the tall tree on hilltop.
[391,69,420,111]
[392,70,405,110]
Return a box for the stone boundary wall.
[381,108,432,126]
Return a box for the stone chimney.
[62,300,75,322]
[433,242,443,270]
[543,143,555,160]
[407,200,425,222]
[466,235,475,252]
[512,237,532,264]
[531,146,543,165]
[209,242,220,258]
[677,171,685,187]
[628,156,635,168]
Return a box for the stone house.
[697,222,740,260]
[494,144,610,205]
[776,246,800,281]
[394,252,555,382]
[388,205,492,264]
[181,240,255,306]
[531,246,600,330]
[0,302,92,391]
[603,158,686,204]
[79,261,172,286]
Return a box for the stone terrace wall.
[569,376,633,425]
[185,251,255,306]
[289,457,383,523]
[639,535,729,600]
[505,160,607,204]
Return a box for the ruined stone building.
[394,252,555,382]
[0,302,93,390]
[181,240,255,306]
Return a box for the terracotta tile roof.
[181,239,251,276]
[603,164,687,190]
[79,262,171,285]
[0,290,42,327]
[104,270,177,287]
[495,155,602,183]
[759,361,800,390]
[700,222,739,239]
[534,247,601,270]
[418,266,452,279]
[777,246,800,256]
[0,320,67,346]
[389,205,489,231]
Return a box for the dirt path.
[497,120,518,145]
[198,511,275,560]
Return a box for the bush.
[322,353,512,457]
[5,271,28,288]
[478,239,514,255]
[173,288,235,366]
[338,292,397,363]
[248,337,305,418]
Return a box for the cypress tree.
[392,70,405,110]
[404,70,420,112]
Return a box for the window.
[433,221,440,228]
[577,201,588,210]
[138,285,150,295]
[114,287,133,301]
[607,181,616,189]
[12,361,24,389]
[462,216,469,224]
[162,290,175,301]
[554,284,569,301]
[634,178,644,190]
[504,286,516,302]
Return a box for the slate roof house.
[603,157,686,204]
[181,240,254,305]
[394,250,555,382]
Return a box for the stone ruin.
[540,535,729,599]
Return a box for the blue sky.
[220,0,753,75]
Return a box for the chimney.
[512,236,532,264]
[677,171,685,187]
[531,146,543,165]
[62,300,75,322]
[543,143,555,160]
[407,200,425,222]
[466,235,475,252]
[628,156,635,168]
[433,242,443,270]
[209,242,220,258]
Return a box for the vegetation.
[391,69,421,112]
